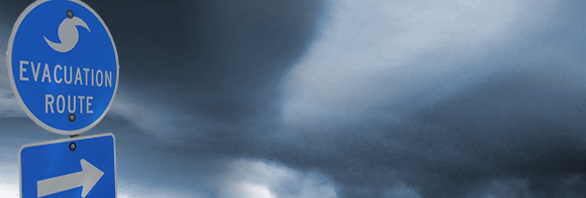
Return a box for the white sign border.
[6,0,120,135]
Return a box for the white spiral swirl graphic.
[44,17,91,53]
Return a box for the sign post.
[7,1,119,197]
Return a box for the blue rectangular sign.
[19,133,116,198]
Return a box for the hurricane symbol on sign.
[44,16,91,53]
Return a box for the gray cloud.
[3,0,586,197]
[81,0,326,144]
[272,0,586,197]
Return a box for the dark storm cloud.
[400,64,586,197]
[82,0,326,145]
[83,0,328,195]
[4,0,586,197]
[260,1,586,197]
[88,0,324,102]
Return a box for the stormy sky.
[2,0,586,197]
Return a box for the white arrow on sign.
[37,159,104,198]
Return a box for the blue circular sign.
[7,0,119,135]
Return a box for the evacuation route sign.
[19,133,116,198]
[6,0,119,135]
